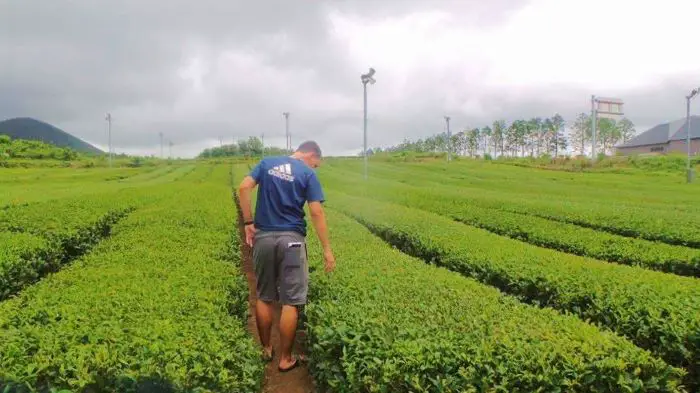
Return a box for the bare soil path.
[237,222,316,393]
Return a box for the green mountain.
[0,117,103,154]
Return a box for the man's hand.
[244,224,257,247]
[324,249,336,273]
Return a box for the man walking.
[238,140,335,372]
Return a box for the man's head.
[293,141,322,168]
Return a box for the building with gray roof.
[616,116,700,155]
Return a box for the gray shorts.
[252,231,308,305]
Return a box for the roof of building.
[619,115,700,148]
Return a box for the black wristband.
[244,221,254,226]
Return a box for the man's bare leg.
[278,304,298,369]
[256,299,274,358]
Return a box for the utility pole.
[686,88,699,183]
[159,132,164,159]
[261,133,265,159]
[363,81,368,177]
[361,67,376,180]
[590,95,597,161]
[169,141,173,159]
[283,112,290,152]
[105,113,112,168]
[444,116,452,162]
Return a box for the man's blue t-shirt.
[249,156,325,237]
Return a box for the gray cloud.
[1,0,696,157]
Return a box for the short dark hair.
[296,140,322,158]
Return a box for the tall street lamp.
[444,116,451,162]
[283,112,290,152]
[686,88,699,183]
[361,67,376,180]
[105,113,112,168]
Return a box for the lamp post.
[283,112,290,152]
[444,116,451,162]
[361,67,376,180]
[686,88,699,183]
[105,113,112,168]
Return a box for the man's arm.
[238,176,257,222]
[309,201,335,272]
[308,201,330,251]
[238,176,257,246]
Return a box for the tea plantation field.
[1,159,698,392]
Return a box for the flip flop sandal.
[278,355,305,373]
[262,348,274,362]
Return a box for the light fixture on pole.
[361,67,376,180]
[444,116,452,162]
[685,88,699,183]
[261,133,265,159]
[590,95,624,161]
[283,112,290,152]
[105,113,112,168]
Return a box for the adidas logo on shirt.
[268,163,295,182]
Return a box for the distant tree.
[368,112,618,160]
[598,118,620,155]
[473,127,484,156]
[424,135,438,152]
[571,112,590,156]
[618,118,636,144]
[452,132,465,156]
[523,120,536,156]
[510,120,528,157]
[437,132,449,152]
[527,118,543,156]
[504,122,517,157]
[198,136,282,158]
[467,128,480,157]
[492,120,506,156]
[415,138,427,152]
[247,136,264,156]
[481,126,492,155]
[548,113,566,157]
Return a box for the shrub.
[304,209,685,392]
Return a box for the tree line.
[0,135,80,161]
[198,136,289,158]
[373,113,637,158]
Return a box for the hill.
[0,117,103,154]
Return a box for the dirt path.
[236,218,316,393]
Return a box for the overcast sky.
[2,0,699,157]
